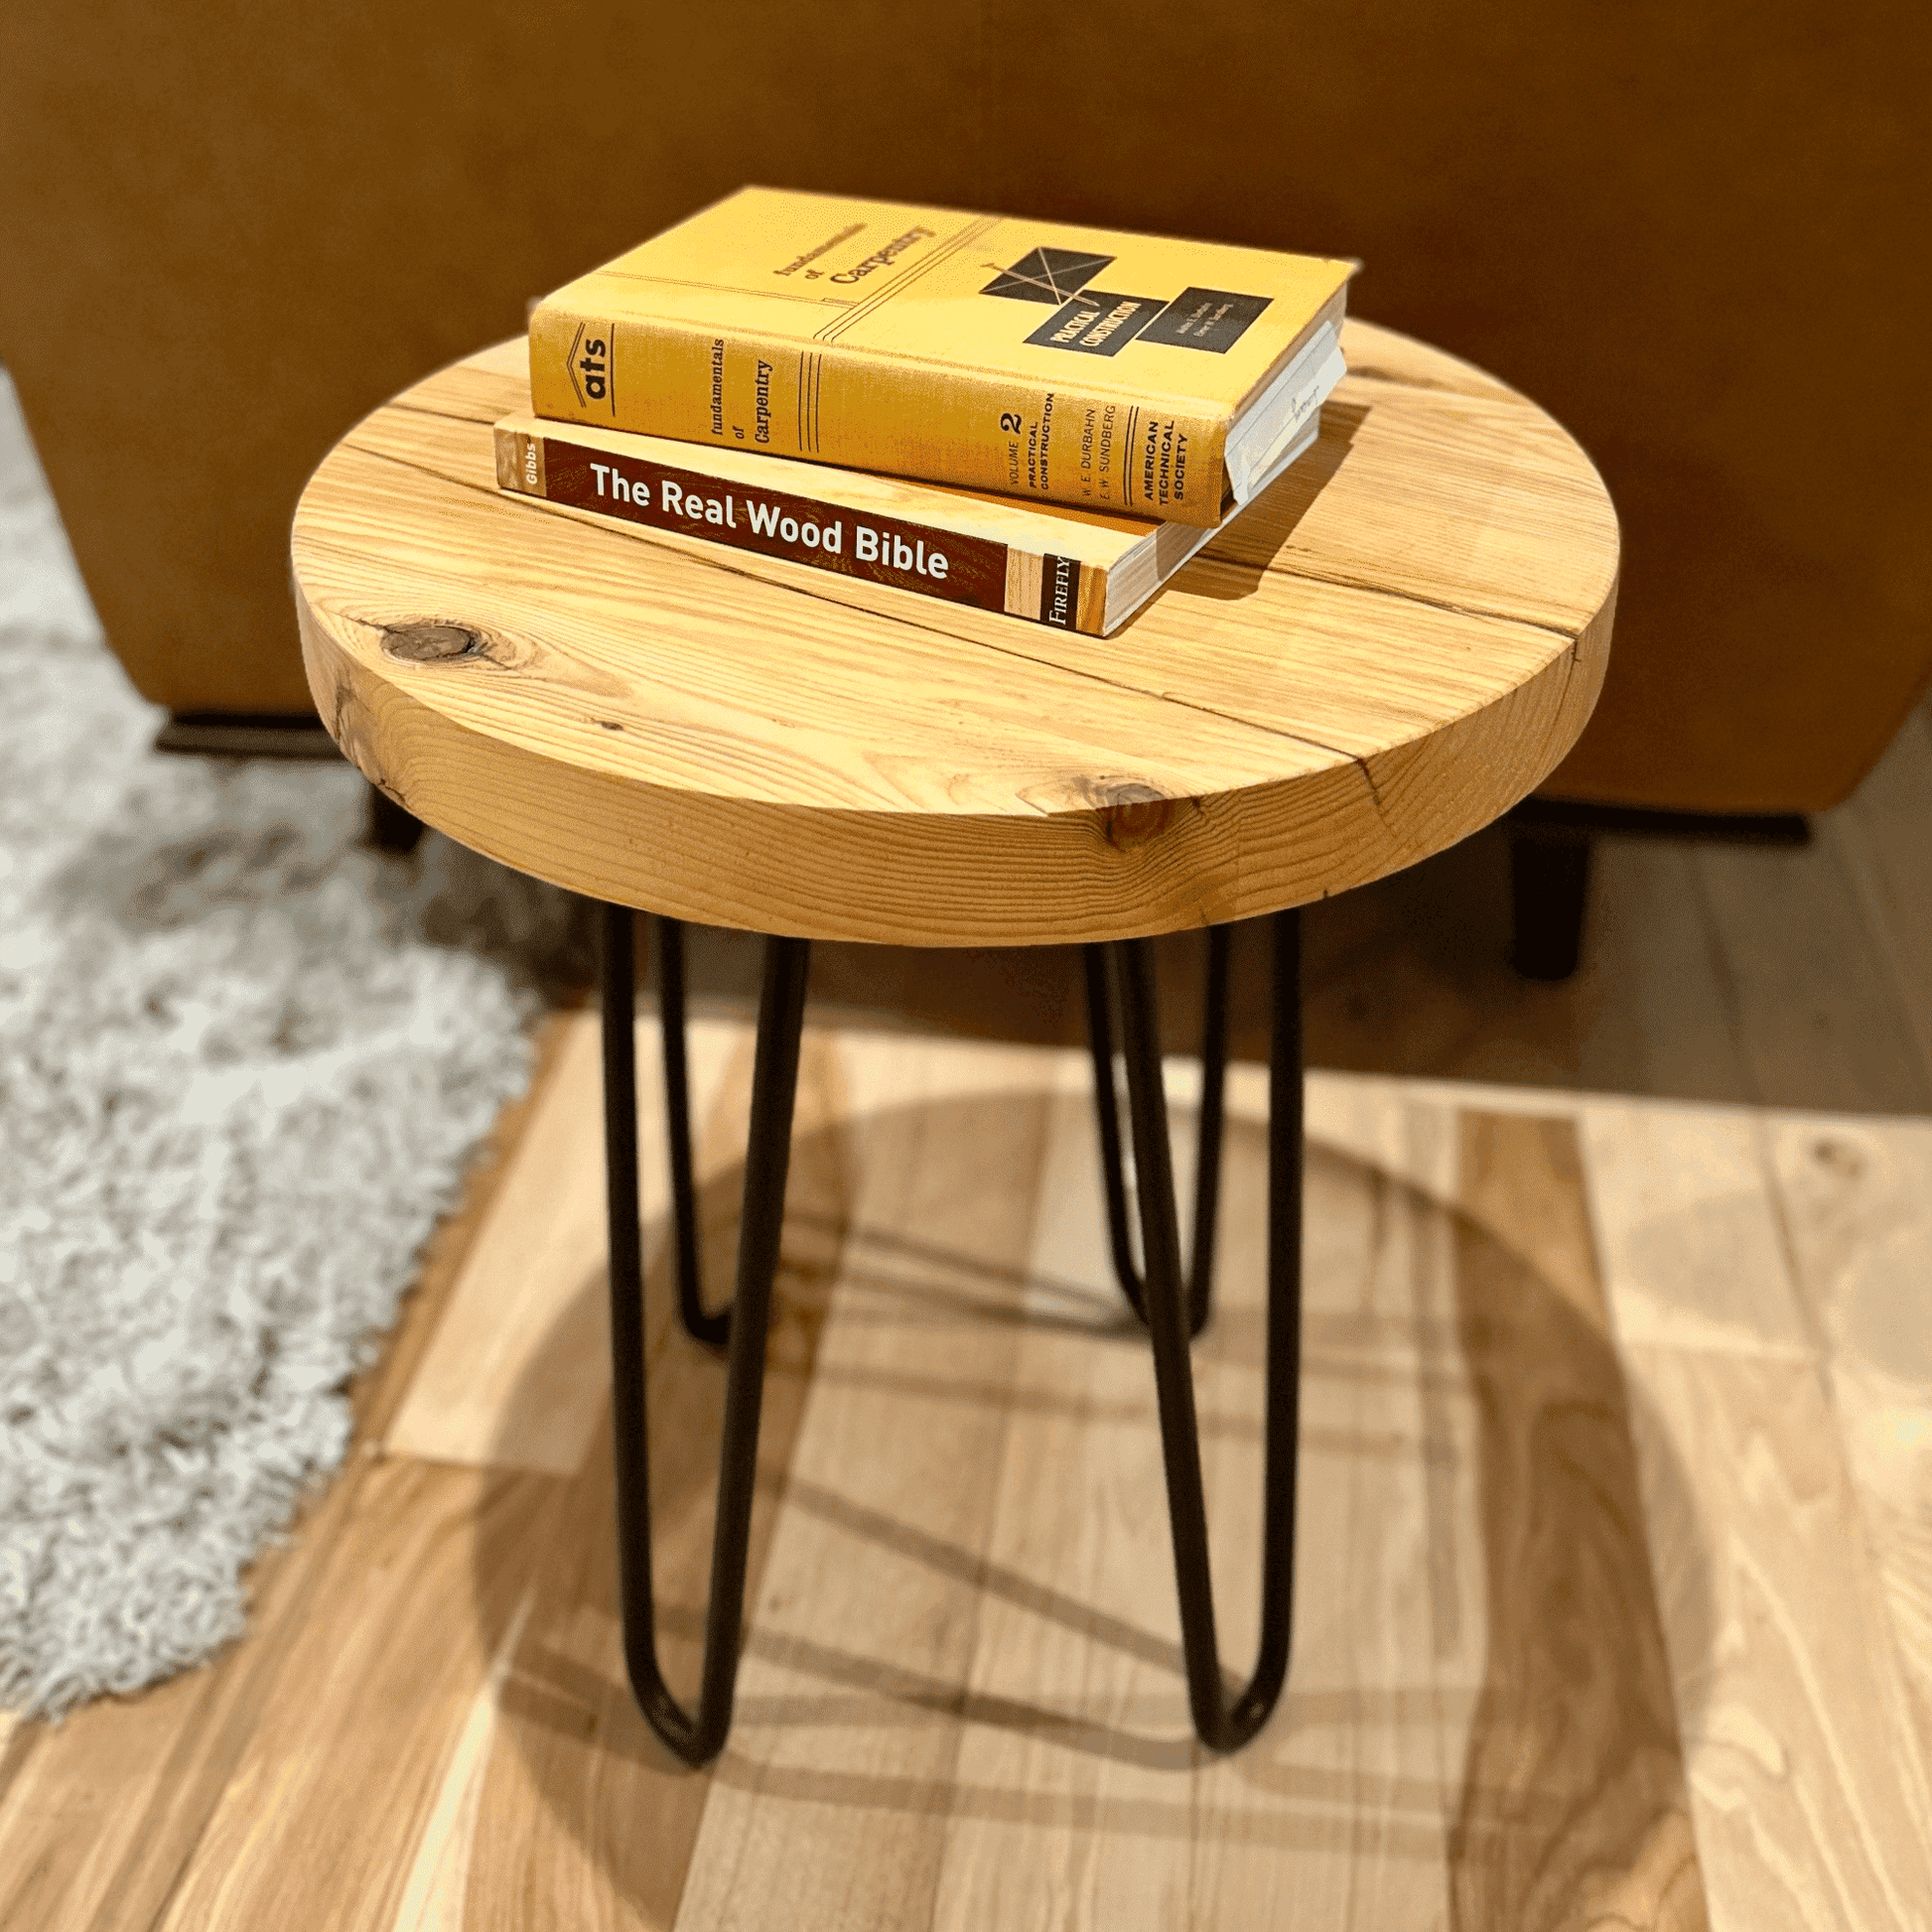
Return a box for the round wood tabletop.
[293,325,1617,947]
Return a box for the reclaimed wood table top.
[292,325,1618,946]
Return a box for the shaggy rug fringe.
[0,373,582,1717]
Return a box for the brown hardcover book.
[493,410,1321,636]
[528,187,1352,529]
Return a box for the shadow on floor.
[466,1083,1714,1921]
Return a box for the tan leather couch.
[4,0,1928,814]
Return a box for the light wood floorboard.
[153,1462,560,1932]
[448,1024,855,1932]
[0,1473,369,1932]
[1614,1345,1932,1932]
[5,1012,1738,1931]
[382,1013,742,1475]
[1691,839,1932,1115]
[1582,1103,1932,1931]
[9,667,1932,1930]
[1816,703,1932,1093]
[1764,1115,1932,1771]
[674,1036,1058,1932]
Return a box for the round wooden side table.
[292,323,1619,1767]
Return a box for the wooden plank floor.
[14,1006,1926,1931]
[6,691,1928,1931]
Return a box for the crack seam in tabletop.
[323,440,1590,833]
[387,396,501,428]
[1334,363,1505,396]
[325,441,1426,784]
[354,400,1602,645]
[1202,556,1588,641]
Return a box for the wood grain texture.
[1767,1117,1932,1770]
[1817,701,1932,1094]
[1692,840,1932,1115]
[1615,1346,1932,1932]
[450,1024,854,1932]
[1448,1113,1705,1932]
[663,1051,1705,1931]
[354,1005,589,1449]
[1578,1103,1814,1357]
[914,1064,1486,1932]
[1,1033,1750,1932]
[380,1011,615,1472]
[151,1461,561,1932]
[290,323,1618,946]
[382,1011,740,1473]
[923,1051,1243,1932]
[673,1036,1059,1932]
[1584,1103,1932,1931]
[0,1485,366,1932]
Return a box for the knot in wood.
[1809,1135,1867,1179]
[381,620,488,663]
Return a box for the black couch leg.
[1509,825,1590,981]
[366,783,427,855]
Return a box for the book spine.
[527,306,1228,529]
[493,424,1104,634]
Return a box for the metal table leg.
[1082,923,1232,1335]
[606,903,1299,1762]
[1110,909,1303,1750]
[654,916,732,1347]
[601,902,810,1766]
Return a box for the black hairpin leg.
[601,901,810,1767]
[1083,923,1231,1335]
[1114,909,1303,1751]
[654,916,732,1346]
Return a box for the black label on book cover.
[537,439,1011,616]
[1038,554,1079,627]
[1140,287,1273,353]
[981,247,1114,304]
[1026,291,1165,357]
[985,248,1276,363]
[564,319,620,414]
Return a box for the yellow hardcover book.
[529,186,1354,530]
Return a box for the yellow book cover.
[529,187,1354,530]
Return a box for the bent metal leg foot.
[600,901,810,1767]
[603,903,1301,1763]
[1109,909,1304,1750]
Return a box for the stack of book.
[497,188,1354,637]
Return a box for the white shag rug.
[0,373,585,1718]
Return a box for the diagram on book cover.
[980,247,1115,304]
[981,247,1270,357]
